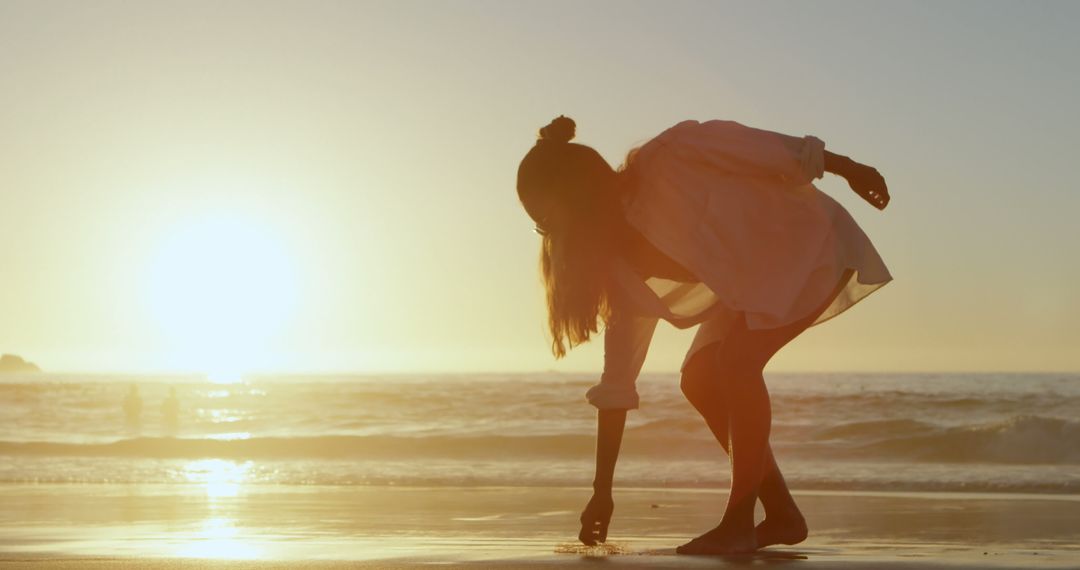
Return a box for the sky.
[1,0,1078,375]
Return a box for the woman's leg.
[680,346,806,548]
[678,270,854,554]
[677,316,808,554]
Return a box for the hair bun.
[539,115,576,144]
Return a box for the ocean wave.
[2,456,1078,495]
[3,414,1079,465]
[810,418,936,440]
[852,415,1080,464]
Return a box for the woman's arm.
[683,120,890,210]
[577,305,656,545]
[593,409,627,492]
[579,408,626,545]
[825,150,891,210]
[824,150,858,178]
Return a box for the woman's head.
[517,116,620,358]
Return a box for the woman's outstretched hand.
[846,162,890,210]
[578,491,614,545]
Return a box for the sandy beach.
[2,484,1078,569]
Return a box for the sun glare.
[143,213,299,377]
[207,370,245,385]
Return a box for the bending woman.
[515,116,892,554]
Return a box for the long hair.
[538,213,615,358]
[517,116,620,358]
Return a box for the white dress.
[585,120,892,410]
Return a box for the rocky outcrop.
[0,354,40,372]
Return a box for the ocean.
[1,372,1078,494]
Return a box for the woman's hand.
[845,162,890,210]
[578,490,614,545]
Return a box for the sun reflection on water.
[183,458,251,498]
[206,432,252,441]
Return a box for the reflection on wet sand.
[174,516,262,559]
[173,459,259,559]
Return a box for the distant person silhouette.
[122,385,143,431]
[516,116,891,554]
[161,387,180,435]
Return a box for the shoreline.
[1,484,1078,568]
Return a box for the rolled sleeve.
[585,312,658,410]
[585,382,641,410]
[797,135,826,182]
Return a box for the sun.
[143,212,299,377]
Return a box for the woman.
[516,116,891,555]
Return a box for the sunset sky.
[1,0,1077,375]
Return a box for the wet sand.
[1,484,1078,568]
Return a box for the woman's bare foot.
[675,521,757,555]
[755,512,808,548]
